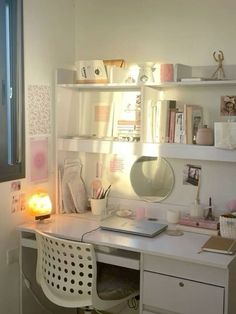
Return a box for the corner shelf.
[57,138,236,162]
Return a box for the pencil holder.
[90,198,107,216]
[220,214,236,239]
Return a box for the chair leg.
[83,306,94,314]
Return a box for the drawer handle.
[179,282,184,287]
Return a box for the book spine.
[168,110,176,143]
[174,112,184,143]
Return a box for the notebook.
[100,216,168,238]
[200,236,236,255]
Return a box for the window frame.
[0,0,25,182]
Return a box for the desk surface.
[17,213,235,269]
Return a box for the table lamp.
[28,192,52,221]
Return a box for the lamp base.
[35,214,51,221]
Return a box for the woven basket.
[220,215,236,239]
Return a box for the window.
[0,0,25,182]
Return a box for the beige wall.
[75,0,236,65]
[0,1,75,313]
[74,0,236,213]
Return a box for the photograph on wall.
[183,164,201,186]
[220,95,236,116]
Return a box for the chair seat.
[97,263,139,300]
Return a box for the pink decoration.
[227,199,236,212]
[160,64,174,82]
[30,138,48,182]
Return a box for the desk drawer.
[143,254,225,286]
[143,271,224,314]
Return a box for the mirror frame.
[130,156,175,202]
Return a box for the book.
[184,104,203,144]
[176,224,219,236]
[174,112,184,143]
[152,100,176,143]
[113,92,141,140]
[168,110,176,143]
[200,236,236,255]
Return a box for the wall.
[74,0,236,216]
[0,1,75,313]
[75,0,236,65]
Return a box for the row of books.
[76,93,203,144]
[151,100,203,144]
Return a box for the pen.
[102,184,111,198]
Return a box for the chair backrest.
[36,231,97,308]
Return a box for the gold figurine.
[211,50,226,80]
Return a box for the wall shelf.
[57,138,236,162]
[57,79,236,91]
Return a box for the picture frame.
[220,95,236,116]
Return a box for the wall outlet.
[6,247,19,265]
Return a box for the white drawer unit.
[143,271,224,314]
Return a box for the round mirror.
[130,156,174,202]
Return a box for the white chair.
[36,231,139,313]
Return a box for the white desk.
[18,214,236,314]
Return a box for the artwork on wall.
[183,164,201,186]
[220,95,236,116]
[30,137,49,182]
[28,85,51,135]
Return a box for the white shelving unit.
[58,79,236,90]
[55,67,236,162]
[57,137,236,162]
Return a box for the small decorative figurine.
[211,50,226,80]
[205,197,215,220]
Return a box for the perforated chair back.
[36,231,139,311]
[36,231,96,308]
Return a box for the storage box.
[220,214,236,238]
[75,60,108,83]
[214,122,236,149]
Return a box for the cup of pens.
[90,185,111,216]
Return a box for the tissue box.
[214,122,236,149]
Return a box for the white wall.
[0,1,75,313]
[75,0,236,65]
[74,0,236,216]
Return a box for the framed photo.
[183,164,201,186]
[220,96,236,116]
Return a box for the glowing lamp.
[28,192,52,221]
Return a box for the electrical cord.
[127,296,138,310]
[81,227,101,242]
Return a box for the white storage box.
[214,122,236,149]
[220,215,236,238]
[75,60,108,83]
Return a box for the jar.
[196,125,214,145]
